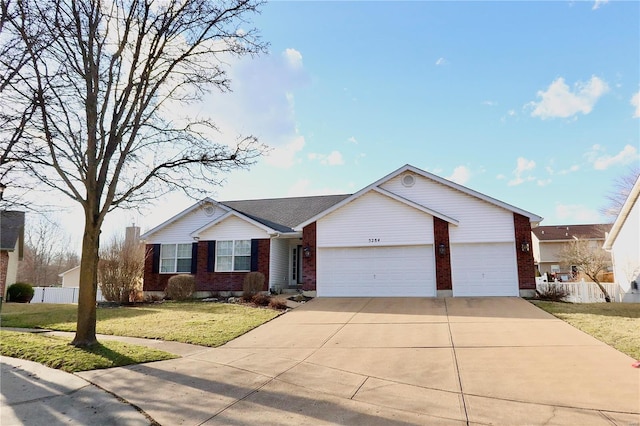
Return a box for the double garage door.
[317,242,518,297]
[317,245,435,297]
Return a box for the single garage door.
[317,245,435,297]
[450,242,518,296]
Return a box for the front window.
[160,243,192,273]
[216,240,251,272]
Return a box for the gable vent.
[401,174,415,187]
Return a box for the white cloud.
[483,101,497,106]
[631,91,640,118]
[587,144,640,170]
[286,179,341,197]
[347,136,358,144]
[308,150,344,166]
[508,157,536,186]
[283,48,303,70]
[447,165,471,185]
[529,76,609,119]
[496,174,506,180]
[537,178,552,186]
[265,135,305,168]
[592,0,608,10]
[555,204,601,223]
[435,57,448,66]
[186,47,310,169]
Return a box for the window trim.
[215,239,251,272]
[159,243,193,274]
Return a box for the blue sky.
[45,1,640,246]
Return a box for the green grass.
[532,301,640,360]
[0,330,177,372]
[0,301,280,347]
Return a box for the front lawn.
[0,301,281,347]
[0,330,177,372]
[532,301,640,360]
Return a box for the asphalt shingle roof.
[1,210,25,251]
[221,194,351,232]
[532,223,612,241]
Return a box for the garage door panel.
[318,246,435,297]
[451,243,518,297]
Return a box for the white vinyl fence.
[536,280,622,303]
[31,287,106,304]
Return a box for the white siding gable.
[198,215,269,240]
[317,190,434,247]
[145,207,227,244]
[611,197,640,293]
[381,174,514,243]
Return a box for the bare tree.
[0,0,49,207]
[98,231,145,303]
[3,0,267,346]
[17,216,79,286]
[601,166,640,218]
[560,238,612,302]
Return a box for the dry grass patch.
[1,301,280,347]
[532,301,640,360]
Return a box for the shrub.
[165,275,195,301]
[243,272,265,300]
[252,293,271,306]
[536,284,569,302]
[7,282,35,303]
[268,297,288,310]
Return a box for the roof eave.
[603,175,640,250]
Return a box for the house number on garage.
[368,238,381,243]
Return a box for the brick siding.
[514,213,536,290]
[433,217,452,290]
[143,239,270,293]
[0,251,8,298]
[302,222,317,291]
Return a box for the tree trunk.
[593,280,611,303]
[71,221,101,347]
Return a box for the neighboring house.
[141,164,542,298]
[1,210,25,299]
[59,266,80,288]
[604,175,640,303]
[59,226,141,289]
[531,223,613,281]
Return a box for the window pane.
[235,240,251,255]
[234,256,251,271]
[176,259,191,273]
[160,259,174,273]
[217,256,232,272]
[217,241,233,256]
[177,243,192,258]
[160,244,176,258]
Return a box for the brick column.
[433,217,452,292]
[302,222,317,291]
[514,213,536,292]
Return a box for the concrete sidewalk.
[2,298,639,425]
[1,356,150,425]
[72,297,639,425]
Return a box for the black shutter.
[250,239,259,271]
[207,241,216,272]
[191,243,198,274]
[152,244,161,273]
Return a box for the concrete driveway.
[79,297,640,425]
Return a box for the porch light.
[521,240,530,253]
[438,243,447,256]
[303,246,311,258]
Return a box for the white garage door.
[317,245,435,297]
[450,243,518,297]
